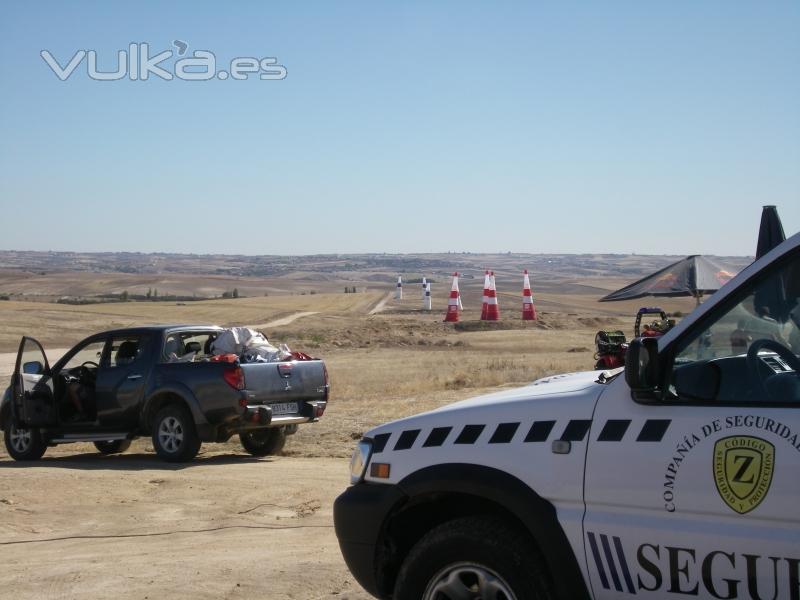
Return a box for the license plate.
[271,402,299,415]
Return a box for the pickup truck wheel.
[152,405,201,462]
[94,440,132,455]
[4,423,47,461]
[239,427,286,456]
[394,516,552,600]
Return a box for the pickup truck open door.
[12,336,56,427]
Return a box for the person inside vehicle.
[786,259,800,353]
[65,370,96,421]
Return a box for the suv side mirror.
[22,361,44,375]
[625,337,661,400]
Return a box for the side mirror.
[22,361,44,375]
[625,337,661,399]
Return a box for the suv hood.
[437,369,607,412]
[367,369,608,438]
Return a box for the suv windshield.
[675,255,800,365]
[669,251,800,404]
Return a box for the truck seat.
[115,341,139,365]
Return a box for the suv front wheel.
[393,516,552,600]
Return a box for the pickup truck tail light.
[323,364,330,402]
[223,366,245,390]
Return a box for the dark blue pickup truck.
[0,325,329,462]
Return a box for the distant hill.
[0,250,751,278]
[0,250,752,300]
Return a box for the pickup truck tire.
[239,427,286,456]
[4,423,47,461]
[393,516,551,600]
[152,405,201,462]
[94,440,132,455]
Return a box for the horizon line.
[0,248,755,259]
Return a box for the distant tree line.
[49,285,284,305]
[62,289,212,304]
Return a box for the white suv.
[334,232,800,600]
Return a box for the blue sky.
[0,1,797,256]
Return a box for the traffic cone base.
[444,304,459,322]
[522,300,537,320]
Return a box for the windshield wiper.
[596,367,624,384]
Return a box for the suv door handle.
[127,374,143,380]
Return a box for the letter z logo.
[732,454,756,484]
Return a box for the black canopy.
[756,205,786,259]
[755,205,788,320]
[599,255,740,303]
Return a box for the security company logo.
[713,435,774,514]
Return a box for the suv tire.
[394,516,552,600]
[4,422,47,461]
[239,427,286,456]
[94,440,132,455]
[152,405,201,462]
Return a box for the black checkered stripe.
[371,419,671,453]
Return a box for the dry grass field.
[0,271,700,599]
[0,292,382,353]
[0,282,696,456]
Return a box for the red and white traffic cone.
[395,275,403,300]
[480,270,490,320]
[522,269,537,320]
[485,271,500,320]
[423,282,432,311]
[443,272,461,322]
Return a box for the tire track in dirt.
[368,292,393,315]
[249,311,319,329]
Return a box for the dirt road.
[367,293,393,315]
[0,446,371,600]
[249,312,320,330]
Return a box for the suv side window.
[669,250,800,404]
[107,336,144,368]
[162,331,217,363]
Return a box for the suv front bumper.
[333,482,407,599]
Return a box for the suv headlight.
[349,438,373,484]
